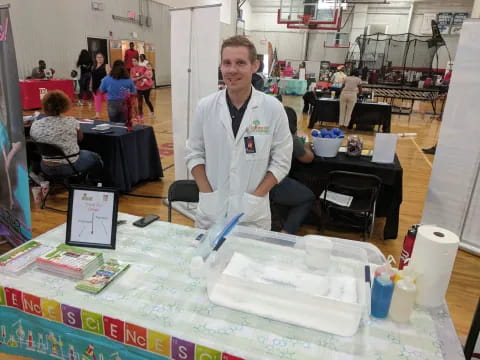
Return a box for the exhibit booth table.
[309,98,392,132]
[278,78,308,95]
[0,214,464,360]
[19,79,74,110]
[79,121,163,192]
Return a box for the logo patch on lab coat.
[248,120,270,133]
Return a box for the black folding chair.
[321,170,382,240]
[464,297,480,360]
[27,140,86,209]
[167,180,199,222]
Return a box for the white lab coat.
[185,87,293,230]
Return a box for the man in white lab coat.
[185,36,293,230]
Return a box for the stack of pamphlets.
[36,244,103,279]
[0,241,52,275]
[75,259,130,294]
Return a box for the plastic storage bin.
[206,235,368,336]
[312,137,343,157]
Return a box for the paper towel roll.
[409,225,459,307]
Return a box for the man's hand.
[253,172,278,197]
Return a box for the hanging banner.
[0,5,31,246]
[450,12,469,35]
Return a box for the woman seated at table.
[30,90,103,179]
[99,60,137,123]
[270,107,316,234]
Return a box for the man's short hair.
[39,60,45,65]
[221,35,257,64]
[129,42,134,47]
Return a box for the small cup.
[331,91,335,98]
[31,187,42,206]
[40,181,50,200]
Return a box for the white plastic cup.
[31,187,42,206]
[40,181,50,200]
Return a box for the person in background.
[30,90,103,179]
[90,52,110,119]
[361,66,369,81]
[251,60,265,91]
[185,35,292,230]
[339,69,362,128]
[283,61,294,77]
[139,54,149,67]
[31,60,55,79]
[270,106,315,234]
[130,57,153,121]
[368,69,379,84]
[331,65,346,88]
[124,42,139,71]
[99,60,136,123]
[76,49,93,106]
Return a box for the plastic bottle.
[389,277,416,323]
[371,272,394,318]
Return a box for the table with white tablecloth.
[0,213,464,360]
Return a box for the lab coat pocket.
[244,135,271,161]
[242,192,269,222]
[196,191,220,228]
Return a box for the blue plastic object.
[371,272,395,318]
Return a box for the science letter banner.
[0,5,32,245]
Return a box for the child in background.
[136,63,154,122]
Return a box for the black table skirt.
[290,153,403,239]
[80,122,163,192]
[309,99,392,133]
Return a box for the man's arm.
[256,104,293,196]
[297,143,315,163]
[191,164,213,193]
[185,99,209,191]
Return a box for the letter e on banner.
[103,316,125,343]
[5,287,23,311]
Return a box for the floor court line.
[410,137,433,168]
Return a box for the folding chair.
[27,140,86,209]
[167,180,199,222]
[321,170,382,240]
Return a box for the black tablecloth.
[80,122,163,192]
[309,98,392,132]
[290,153,403,239]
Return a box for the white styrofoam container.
[206,235,368,336]
[312,137,343,157]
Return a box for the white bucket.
[312,137,343,157]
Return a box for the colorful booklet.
[36,244,103,279]
[75,259,129,294]
[0,241,52,275]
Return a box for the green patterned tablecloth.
[0,213,464,360]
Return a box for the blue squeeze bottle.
[371,272,395,318]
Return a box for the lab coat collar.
[218,86,263,144]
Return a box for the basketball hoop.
[299,14,313,26]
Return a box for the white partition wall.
[422,20,480,256]
[170,5,220,181]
